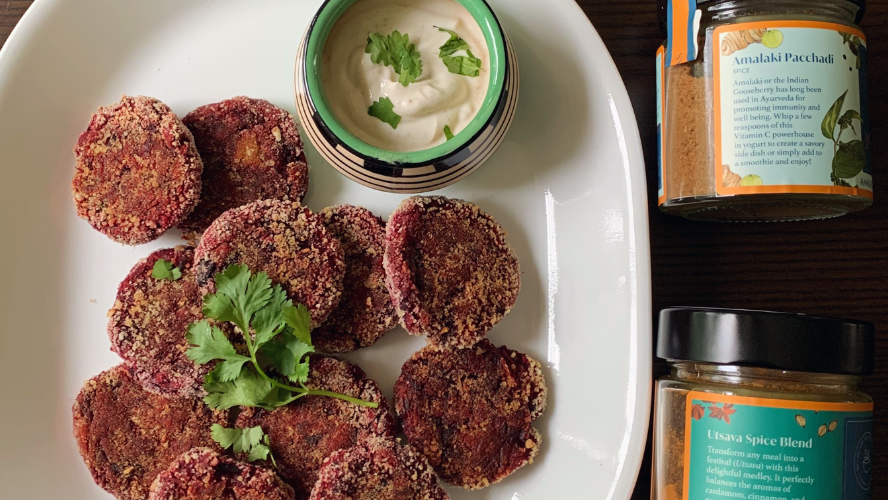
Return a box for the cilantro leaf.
[366,32,394,67]
[435,27,482,77]
[368,97,402,129]
[365,30,423,86]
[260,329,314,384]
[210,424,241,449]
[186,321,250,382]
[442,50,482,77]
[436,26,469,57]
[249,435,273,463]
[211,424,276,464]
[396,43,423,86]
[151,259,182,281]
[204,367,276,410]
[436,26,460,40]
[203,265,273,331]
[444,125,455,141]
[189,264,378,411]
[282,304,312,346]
[252,284,291,348]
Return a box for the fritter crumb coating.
[73,95,202,245]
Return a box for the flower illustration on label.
[707,403,736,423]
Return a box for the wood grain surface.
[2,1,886,498]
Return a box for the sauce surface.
[321,0,490,152]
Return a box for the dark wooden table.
[2,0,886,497]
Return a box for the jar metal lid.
[656,0,867,36]
[657,307,875,376]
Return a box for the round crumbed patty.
[310,438,449,500]
[108,246,209,397]
[384,196,520,347]
[72,365,228,500]
[236,356,395,499]
[394,340,547,490]
[72,95,203,245]
[180,97,309,232]
[193,200,345,329]
[313,205,397,353]
[148,448,295,500]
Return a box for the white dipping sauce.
[321,0,490,152]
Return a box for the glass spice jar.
[656,0,873,221]
[652,308,875,500]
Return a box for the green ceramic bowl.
[294,0,519,193]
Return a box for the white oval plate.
[0,0,651,498]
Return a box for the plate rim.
[0,0,653,497]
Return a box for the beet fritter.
[310,438,449,500]
[193,200,345,329]
[72,95,203,245]
[313,205,397,353]
[384,196,520,347]
[237,356,395,499]
[72,365,228,500]
[148,448,294,500]
[394,340,547,490]
[179,97,309,232]
[108,246,209,397]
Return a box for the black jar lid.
[657,307,875,376]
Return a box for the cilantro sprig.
[435,27,482,77]
[186,264,378,410]
[152,259,182,281]
[212,424,276,465]
[366,31,423,86]
[368,97,402,129]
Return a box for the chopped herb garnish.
[185,264,378,410]
[366,31,423,86]
[435,26,469,57]
[436,27,483,77]
[152,258,182,281]
[368,97,402,129]
[443,49,483,77]
[211,424,276,465]
[444,125,455,141]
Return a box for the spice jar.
[656,0,873,221]
[652,308,875,500]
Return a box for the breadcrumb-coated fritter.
[384,196,520,347]
[193,200,345,329]
[72,365,228,500]
[394,340,547,490]
[313,205,397,353]
[310,438,449,500]
[108,246,209,397]
[148,448,295,500]
[236,356,396,499]
[180,97,309,232]
[72,95,203,245]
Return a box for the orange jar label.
[682,391,873,499]
[712,21,872,198]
